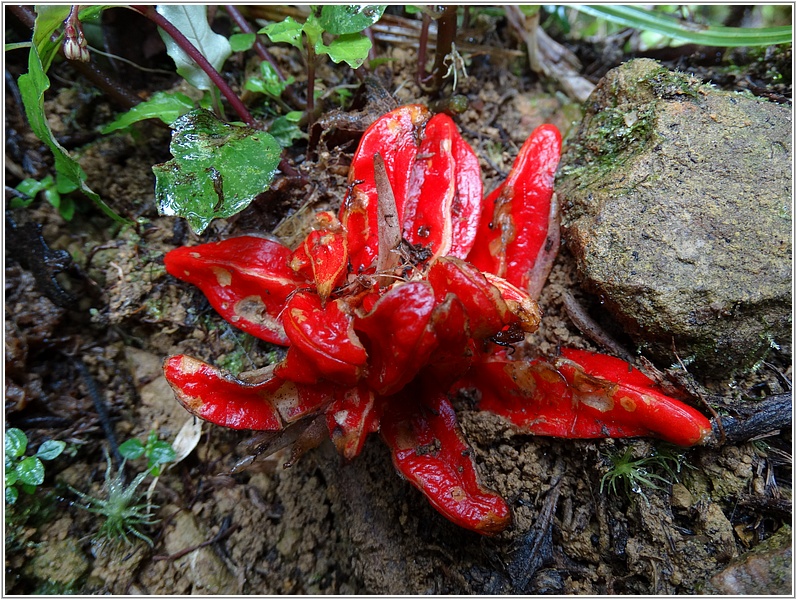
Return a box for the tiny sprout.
[70,453,159,547]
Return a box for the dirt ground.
[5,6,792,594]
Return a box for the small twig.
[70,354,121,460]
[561,290,634,363]
[373,152,401,285]
[712,394,792,445]
[153,521,240,561]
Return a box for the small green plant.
[12,175,76,221]
[260,5,386,119]
[600,444,689,501]
[5,428,65,505]
[70,453,159,547]
[118,430,177,477]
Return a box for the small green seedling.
[70,453,159,547]
[5,428,65,505]
[118,430,176,477]
[599,445,688,502]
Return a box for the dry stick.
[527,192,561,302]
[373,152,401,286]
[71,355,121,461]
[561,289,635,363]
[129,5,255,126]
[153,521,241,561]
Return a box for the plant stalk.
[130,4,255,125]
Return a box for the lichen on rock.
[558,58,792,375]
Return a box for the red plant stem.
[305,41,316,133]
[129,5,255,126]
[430,6,457,95]
[416,11,430,85]
[224,5,284,79]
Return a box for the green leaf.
[322,33,372,68]
[148,441,176,466]
[5,429,28,460]
[574,5,792,47]
[16,456,45,486]
[6,470,18,487]
[154,109,282,234]
[118,438,146,460]
[260,17,304,49]
[229,32,256,52]
[156,5,233,90]
[36,440,65,461]
[245,61,294,98]
[102,91,195,133]
[6,486,19,505]
[269,113,305,147]
[17,43,128,223]
[318,5,386,35]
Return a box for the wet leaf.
[321,33,372,68]
[35,440,65,461]
[5,429,27,461]
[16,456,44,486]
[259,17,304,49]
[156,5,232,90]
[154,109,281,234]
[318,5,386,35]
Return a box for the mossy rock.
[558,59,791,376]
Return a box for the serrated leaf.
[156,5,232,90]
[118,438,146,460]
[101,91,195,133]
[318,5,386,35]
[18,44,127,223]
[16,456,45,486]
[229,32,256,52]
[5,429,27,460]
[322,33,372,68]
[36,440,65,461]
[259,17,304,49]
[154,109,281,234]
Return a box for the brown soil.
[5,6,791,595]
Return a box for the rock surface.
[557,58,791,375]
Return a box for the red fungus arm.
[164,236,305,345]
[275,292,368,387]
[341,105,484,273]
[380,389,511,535]
[467,124,562,296]
[164,355,336,430]
[462,349,712,447]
